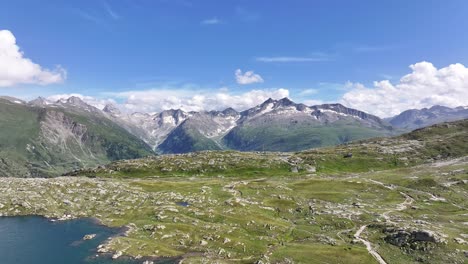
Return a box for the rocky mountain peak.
[53,96,103,114]
[103,104,121,116]
[277,97,295,106]
[28,97,50,107]
[65,96,86,105]
[158,109,189,126]
[160,109,187,117]
[222,107,239,116]
[261,98,275,105]
[428,105,453,113]
[254,97,297,112]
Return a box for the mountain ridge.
[7,96,397,154]
[0,97,154,177]
[386,104,468,130]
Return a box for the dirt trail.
[354,192,414,264]
[382,192,414,224]
[354,225,388,264]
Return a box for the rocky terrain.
[0,119,466,263]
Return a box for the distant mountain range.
[1,95,466,176]
[386,105,468,130]
[103,97,394,153]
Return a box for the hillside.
[68,119,468,178]
[0,97,154,177]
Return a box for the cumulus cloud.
[340,61,468,117]
[109,88,289,113]
[47,93,116,110]
[235,69,264,85]
[0,30,66,87]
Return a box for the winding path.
[353,225,387,264]
[354,192,414,264]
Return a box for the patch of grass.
[270,243,376,264]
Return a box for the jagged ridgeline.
[222,98,394,152]
[106,97,396,154]
[385,105,468,130]
[0,97,154,177]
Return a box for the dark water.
[175,201,190,207]
[0,216,177,264]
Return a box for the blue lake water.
[0,216,178,264]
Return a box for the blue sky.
[1,0,468,116]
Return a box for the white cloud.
[235,69,264,85]
[0,30,66,87]
[109,87,289,113]
[47,93,116,110]
[340,61,468,117]
[201,18,221,25]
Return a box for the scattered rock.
[454,237,467,245]
[143,225,154,231]
[384,228,446,247]
[304,165,316,173]
[83,234,96,240]
[156,224,166,230]
[112,251,123,259]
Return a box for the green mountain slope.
[223,121,389,152]
[158,121,222,154]
[0,98,154,177]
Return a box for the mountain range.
[385,105,468,130]
[1,95,467,176]
[103,97,394,153]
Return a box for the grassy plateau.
[0,120,467,263]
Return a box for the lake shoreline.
[0,215,181,264]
